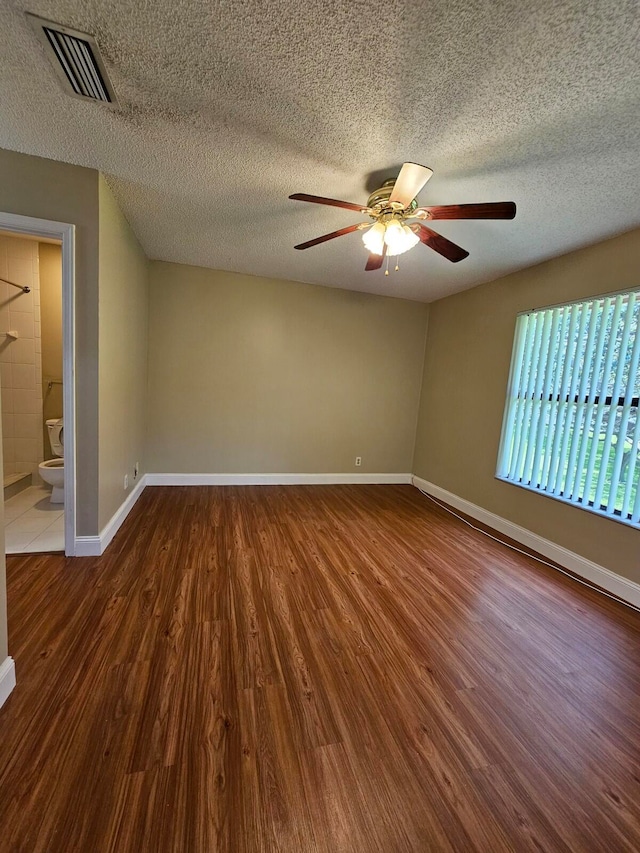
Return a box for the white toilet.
[39,418,64,503]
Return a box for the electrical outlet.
[355,456,362,467]
[134,462,139,480]
[124,474,129,490]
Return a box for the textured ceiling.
[0,0,639,302]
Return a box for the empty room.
[0,0,639,850]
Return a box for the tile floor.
[5,485,64,553]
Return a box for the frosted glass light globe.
[362,221,386,255]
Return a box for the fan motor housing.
[367,179,418,214]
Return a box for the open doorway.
[0,213,75,556]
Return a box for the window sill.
[494,475,640,531]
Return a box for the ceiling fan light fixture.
[383,218,418,256]
[362,221,386,255]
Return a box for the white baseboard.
[412,476,640,609]
[73,535,102,557]
[0,656,16,710]
[145,473,413,486]
[75,474,148,557]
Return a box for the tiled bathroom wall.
[0,234,43,483]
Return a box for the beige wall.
[413,228,640,582]
[0,148,99,535]
[147,262,428,475]
[98,177,149,529]
[39,242,63,460]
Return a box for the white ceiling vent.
[27,13,117,105]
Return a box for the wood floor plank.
[1,484,640,851]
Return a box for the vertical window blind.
[496,289,640,527]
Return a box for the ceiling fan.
[289,163,516,273]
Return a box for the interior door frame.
[0,211,76,556]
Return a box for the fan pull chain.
[385,254,389,276]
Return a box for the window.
[496,290,640,527]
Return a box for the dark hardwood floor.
[1,484,640,852]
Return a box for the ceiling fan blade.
[389,163,433,208]
[413,224,469,263]
[294,223,366,250]
[418,202,516,220]
[289,193,368,213]
[365,244,386,271]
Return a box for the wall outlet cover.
[124,474,129,490]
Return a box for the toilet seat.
[38,457,65,503]
[40,458,63,468]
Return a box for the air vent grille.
[27,14,117,105]
[43,28,110,101]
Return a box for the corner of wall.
[97,175,151,530]
[410,301,430,476]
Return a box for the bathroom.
[0,231,64,553]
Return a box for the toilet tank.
[46,418,64,457]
